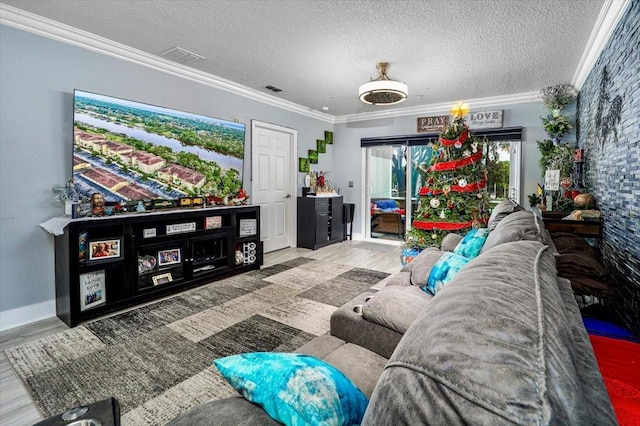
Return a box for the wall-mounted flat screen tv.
[73,89,245,204]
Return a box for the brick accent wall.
[576,0,639,336]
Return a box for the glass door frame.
[363,140,522,242]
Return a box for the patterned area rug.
[4,258,389,425]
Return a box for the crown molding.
[1,1,627,125]
[334,92,541,124]
[0,3,335,123]
[572,0,631,90]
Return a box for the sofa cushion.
[407,248,447,286]
[481,210,547,253]
[214,352,368,426]
[166,396,279,426]
[384,270,412,287]
[363,240,615,425]
[440,232,463,252]
[486,198,525,231]
[362,285,432,334]
[423,252,471,295]
[296,335,388,398]
[453,227,489,259]
[322,343,388,398]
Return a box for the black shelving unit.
[296,196,344,250]
[54,205,261,327]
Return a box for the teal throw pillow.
[214,352,368,426]
[422,252,471,295]
[453,228,489,259]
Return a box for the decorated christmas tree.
[406,102,490,249]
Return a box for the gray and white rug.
[4,257,389,425]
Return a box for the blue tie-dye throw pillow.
[214,352,369,426]
[422,252,472,295]
[453,228,489,259]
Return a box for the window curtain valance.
[360,126,522,147]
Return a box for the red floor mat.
[589,334,640,425]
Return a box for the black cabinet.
[53,206,261,327]
[297,196,344,250]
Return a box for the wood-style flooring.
[0,240,402,425]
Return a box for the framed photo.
[325,131,333,144]
[317,139,326,153]
[78,231,88,262]
[80,270,106,311]
[88,237,123,262]
[299,157,310,173]
[308,150,318,164]
[205,216,222,229]
[72,202,92,219]
[158,248,181,266]
[152,272,173,286]
[166,222,196,235]
[239,218,257,236]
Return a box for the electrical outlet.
[348,181,354,187]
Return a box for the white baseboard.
[0,300,56,332]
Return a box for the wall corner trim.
[572,0,631,90]
[0,3,335,124]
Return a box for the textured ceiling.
[1,0,607,117]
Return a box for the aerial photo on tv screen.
[72,90,245,203]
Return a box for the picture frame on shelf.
[239,218,257,236]
[88,237,123,262]
[152,272,173,286]
[79,270,106,311]
[158,248,181,266]
[205,216,222,229]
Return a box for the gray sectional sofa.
[169,199,616,425]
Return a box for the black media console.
[52,205,261,327]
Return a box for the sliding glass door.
[365,140,520,242]
[367,145,406,241]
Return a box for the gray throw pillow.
[486,199,525,231]
[407,248,447,286]
[440,233,463,252]
[482,210,546,253]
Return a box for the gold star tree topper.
[450,102,469,119]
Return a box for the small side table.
[542,212,603,239]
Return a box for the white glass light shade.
[359,79,408,105]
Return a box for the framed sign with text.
[417,115,448,133]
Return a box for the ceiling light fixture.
[359,62,408,106]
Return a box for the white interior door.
[251,121,296,253]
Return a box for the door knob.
[285,194,292,199]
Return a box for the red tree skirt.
[412,220,474,231]
[428,151,483,172]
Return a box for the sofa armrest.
[330,292,403,358]
[362,285,431,334]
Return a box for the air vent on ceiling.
[160,47,205,64]
[265,85,282,93]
